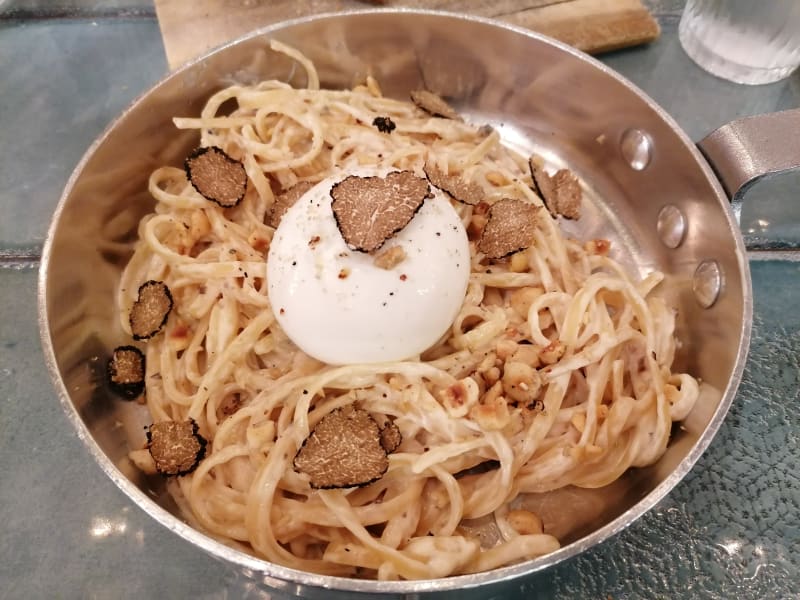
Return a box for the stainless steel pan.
[38,10,797,599]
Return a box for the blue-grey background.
[1,1,798,598]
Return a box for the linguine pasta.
[119,41,699,580]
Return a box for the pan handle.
[697,108,800,205]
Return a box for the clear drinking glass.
[679,0,800,85]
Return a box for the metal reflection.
[89,516,128,539]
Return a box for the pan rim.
[37,7,753,594]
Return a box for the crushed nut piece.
[585,444,604,457]
[438,377,479,418]
[502,362,542,405]
[510,252,528,272]
[485,171,508,187]
[467,213,488,241]
[373,245,407,270]
[539,340,565,365]
[410,90,461,120]
[512,344,541,369]
[470,382,511,430]
[453,459,500,479]
[585,239,611,256]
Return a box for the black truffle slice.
[423,162,485,206]
[528,157,544,199]
[330,171,431,253]
[528,157,582,220]
[130,280,173,340]
[478,198,540,259]
[550,169,582,220]
[372,116,396,134]
[266,181,315,228]
[379,421,402,454]
[107,345,145,399]
[410,90,462,120]
[146,419,207,476]
[185,146,248,208]
[293,405,388,489]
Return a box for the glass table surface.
[0,1,797,598]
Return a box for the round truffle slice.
[293,405,389,489]
[478,198,540,259]
[107,345,145,399]
[424,161,486,206]
[146,419,207,476]
[410,90,462,121]
[130,280,173,340]
[185,146,248,208]
[330,171,432,253]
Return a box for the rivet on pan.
[693,260,723,308]
[656,205,686,249]
[620,128,652,171]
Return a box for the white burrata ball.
[267,169,470,364]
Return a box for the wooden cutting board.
[154,0,660,70]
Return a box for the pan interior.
[41,10,748,590]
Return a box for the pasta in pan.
[118,41,699,579]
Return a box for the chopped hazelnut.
[539,340,565,365]
[506,509,544,535]
[373,246,407,270]
[409,90,461,120]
